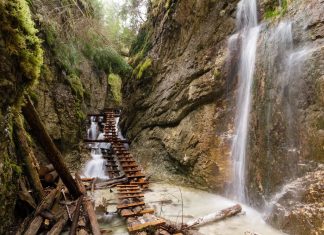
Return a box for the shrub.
[107,73,122,104]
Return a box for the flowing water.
[83,148,108,179]
[94,183,286,235]
[88,116,99,140]
[229,0,260,202]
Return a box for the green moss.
[213,69,221,79]
[107,73,122,105]
[133,58,152,80]
[0,0,43,83]
[129,26,152,65]
[66,74,85,99]
[264,0,288,20]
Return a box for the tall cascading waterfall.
[228,0,260,202]
[83,116,108,179]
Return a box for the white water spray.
[83,148,108,179]
[229,0,260,202]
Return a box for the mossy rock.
[133,58,153,80]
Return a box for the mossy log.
[14,117,45,203]
[22,97,81,198]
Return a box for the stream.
[91,183,286,235]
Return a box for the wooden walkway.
[87,109,168,234]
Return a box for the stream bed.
[92,183,286,235]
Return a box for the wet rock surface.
[122,0,239,190]
[266,165,324,235]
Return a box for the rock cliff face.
[122,0,239,190]
[0,0,43,232]
[122,0,323,234]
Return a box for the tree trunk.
[185,204,242,228]
[14,117,44,202]
[22,97,81,199]
[75,174,101,235]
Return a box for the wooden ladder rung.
[118,194,144,199]
[121,208,155,217]
[127,219,166,233]
[118,190,142,194]
[117,201,145,209]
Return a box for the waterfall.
[83,148,108,179]
[88,116,99,140]
[229,0,260,202]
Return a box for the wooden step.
[119,160,136,163]
[121,208,154,218]
[116,184,139,188]
[127,219,166,233]
[124,169,141,173]
[118,190,142,194]
[127,174,146,179]
[117,188,141,192]
[118,194,144,199]
[117,201,145,209]
[130,181,149,185]
[107,170,120,173]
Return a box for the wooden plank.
[119,160,136,163]
[117,202,145,209]
[124,169,141,173]
[118,194,144,199]
[118,191,142,194]
[127,174,146,179]
[130,181,149,185]
[121,209,154,217]
[127,219,166,233]
[117,188,141,192]
[117,184,139,188]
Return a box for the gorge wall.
[122,0,323,234]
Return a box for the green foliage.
[107,73,122,105]
[84,45,132,76]
[129,26,152,65]
[66,74,85,99]
[54,41,81,74]
[0,0,43,83]
[264,0,288,19]
[133,58,152,80]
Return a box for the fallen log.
[47,206,76,235]
[35,181,63,215]
[22,97,81,199]
[18,178,37,209]
[95,177,128,189]
[75,174,101,235]
[14,117,44,202]
[39,164,55,178]
[69,195,83,235]
[44,171,59,183]
[185,204,242,228]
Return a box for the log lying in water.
[22,97,81,199]
[185,204,242,228]
[69,195,83,235]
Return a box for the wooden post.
[13,117,44,202]
[22,97,81,198]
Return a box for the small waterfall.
[88,116,99,140]
[229,0,260,202]
[83,148,108,179]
